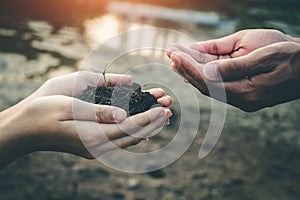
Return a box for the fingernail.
[165,109,173,118]
[112,109,126,122]
[160,109,167,117]
[170,63,179,74]
[164,119,170,126]
[171,54,181,66]
[170,61,175,67]
[203,63,219,80]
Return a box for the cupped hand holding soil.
[0,71,172,168]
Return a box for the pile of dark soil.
[77,82,160,116]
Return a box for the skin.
[167,29,300,112]
[0,71,173,169]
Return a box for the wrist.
[286,34,300,44]
[0,112,36,168]
[290,43,300,81]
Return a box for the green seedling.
[91,63,110,88]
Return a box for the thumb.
[71,97,127,123]
[203,55,261,82]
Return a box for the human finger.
[190,32,239,55]
[166,46,181,58]
[170,52,209,95]
[76,71,132,87]
[172,44,217,63]
[102,73,132,87]
[47,96,127,123]
[113,107,168,136]
[157,96,173,107]
[94,115,168,155]
[146,88,165,99]
[77,107,169,143]
[202,45,277,82]
[49,71,133,97]
[57,108,169,158]
[144,88,173,107]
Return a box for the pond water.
[0,1,299,86]
[0,6,238,109]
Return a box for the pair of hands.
[167,29,300,111]
[1,29,299,168]
[0,72,172,168]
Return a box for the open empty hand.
[167,29,300,112]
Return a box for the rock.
[0,59,6,69]
[0,28,17,36]
[192,171,208,180]
[147,169,166,179]
[111,192,125,200]
[128,178,140,190]
[95,168,110,177]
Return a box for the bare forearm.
[286,34,300,44]
[0,110,35,168]
[290,42,300,80]
[0,90,40,122]
[0,120,22,168]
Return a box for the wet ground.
[0,1,300,200]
